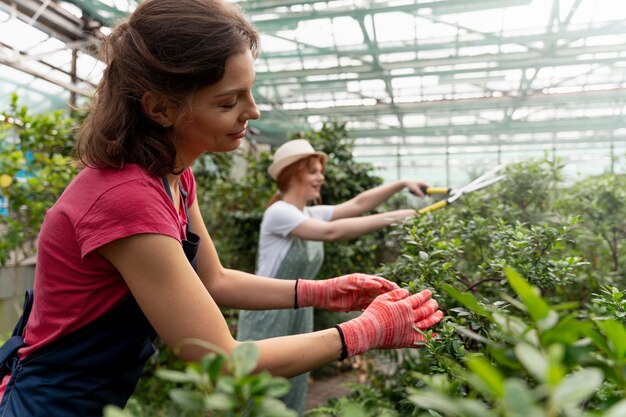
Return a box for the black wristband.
[294,279,300,309]
[334,325,348,361]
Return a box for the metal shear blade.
[449,163,508,196]
[416,163,507,215]
[446,163,507,203]
[448,174,505,203]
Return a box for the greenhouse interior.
[1,0,626,416]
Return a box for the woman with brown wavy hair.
[0,1,442,416]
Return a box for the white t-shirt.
[256,200,334,277]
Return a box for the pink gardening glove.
[296,273,400,312]
[337,288,443,358]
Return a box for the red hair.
[267,155,327,207]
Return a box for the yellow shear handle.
[418,199,448,214]
[425,187,451,195]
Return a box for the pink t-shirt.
[0,164,196,397]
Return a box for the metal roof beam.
[353,134,626,149]
[60,0,134,27]
[0,39,96,86]
[346,115,625,138]
[0,52,93,96]
[0,0,99,43]
[263,89,626,118]
[259,21,626,59]
[255,42,626,84]
[240,0,327,12]
[250,0,531,30]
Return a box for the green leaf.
[156,369,199,384]
[493,313,537,344]
[506,268,551,322]
[205,354,226,385]
[578,326,610,354]
[408,390,460,415]
[466,356,504,397]
[102,405,132,417]
[605,399,626,417]
[502,379,538,417]
[441,284,490,317]
[258,398,299,417]
[216,375,236,394]
[409,390,496,417]
[337,403,367,417]
[488,346,523,369]
[515,343,547,382]
[595,320,626,360]
[542,316,590,346]
[250,375,291,397]
[231,342,259,378]
[551,368,603,410]
[455,398,498,417]
[169,389,207,411]
[545,344,566,386]
[451,323,493,346]
[537,310,559,332]
[203,393,237,410]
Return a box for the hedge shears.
[414,163,507,215]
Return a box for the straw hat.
[268,139,328,180]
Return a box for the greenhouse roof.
[2,0,626,185]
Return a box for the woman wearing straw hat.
[237,138,431,414]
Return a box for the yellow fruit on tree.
[0,174,13,188]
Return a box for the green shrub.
[407,269,626,417]
[311,157,626,416]
[556,174,626,281]
[105,343,296,417]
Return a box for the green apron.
[237,236,324,416]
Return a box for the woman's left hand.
[296,273,400,312]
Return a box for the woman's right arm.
[289,209,416,242]
[97,233,441,376]
[331,180,428,220]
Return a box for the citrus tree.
[0,94,78,267]
[0,93,77,325]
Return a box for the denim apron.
[0,178,200,417]
[237,236,324,416]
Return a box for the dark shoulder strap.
[161,177,193,233]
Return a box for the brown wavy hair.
[76,0,259,177]
[267,155,327,207]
